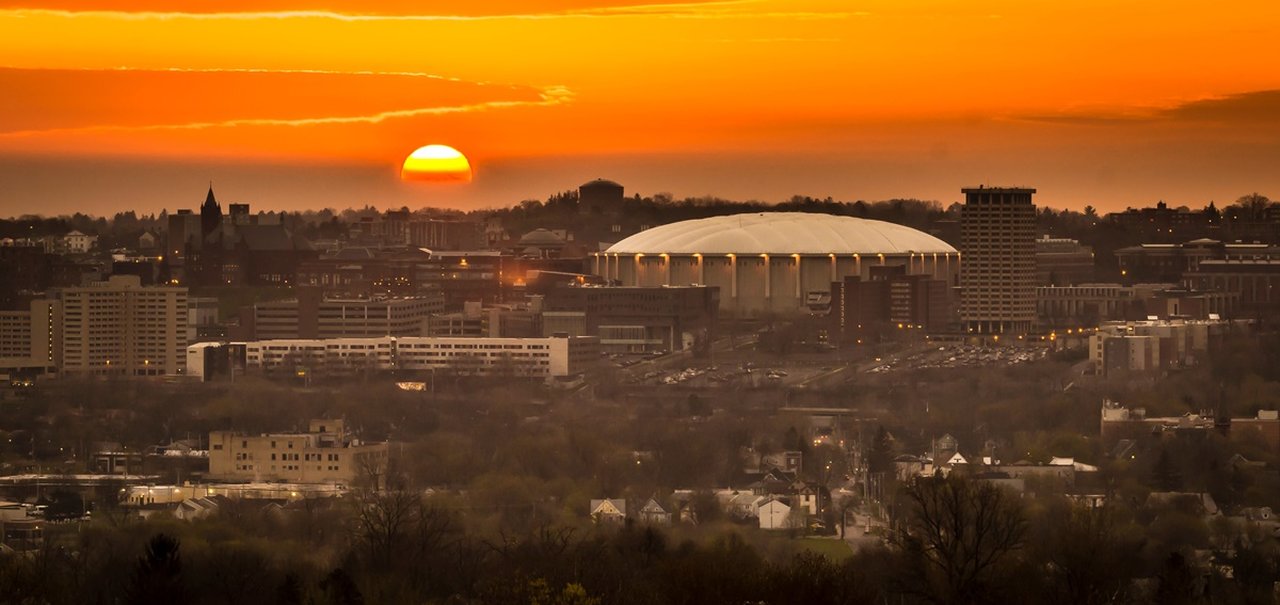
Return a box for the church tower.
[200,184,222,240]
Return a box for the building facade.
[237,290,443,340]
[59,275,188,377]
[0,298,61,377]
[599,213,958,318]
[223,334,598,379]
[540,284,719,353]
[960,187,1037,334]
[208,419,388,486]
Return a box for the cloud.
[0,67,570,137]
[0,0,847,20]
[1018,90,1280,127]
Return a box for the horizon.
[1,1,1278,215]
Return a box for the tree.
[1155,551,1200,605]
[317,568,364,605]
[276,573,304,605]
[1232,193,1273,222]
[1033,503,1142,605]
[868,425,894,475]
[1153,449,1184,491]
[892,476,1026,605]
[127,533,187,605]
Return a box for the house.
[794,482,828,516]
[746,468,798,496]
[590,498,627,524]
[174,495,228,521]
[716,490,765,520]
[758,498,794,530]
[893,454,934,481]
[63,230,97,253]
[638,498,671,526]
[1145,492,1221,518]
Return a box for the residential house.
[638,498,671,526]
[174,496,227,521]
[758,498,794,530]
[590,498,627,524]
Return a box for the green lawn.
[796,537,854,561]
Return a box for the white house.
[63,230,97,253]
[758,498,793,530]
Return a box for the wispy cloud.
[0,66,573,137]
[0,1,848,21]
[712,36,844,43]
[1018,90,1280,127]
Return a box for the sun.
[401,145,473,183]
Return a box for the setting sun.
[401,144,472,183]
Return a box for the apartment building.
[59,275,188,377]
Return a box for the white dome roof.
[606,212,956,255]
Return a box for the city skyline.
[2,0,1279,215]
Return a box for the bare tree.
[892,475,1026,605]
[1232,192,1273,222]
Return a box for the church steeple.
[203,182,218,208]
[200,182,222,239]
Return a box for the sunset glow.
[401,145,472,183]
[0,0,1278,213]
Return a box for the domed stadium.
[594,212,958,316]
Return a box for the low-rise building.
[1100,400,1280,451]
[1035,236,1095,286]
[207,419,388,486]
[1088,318,1243,376]
[225,334,598,379]
[539,283,719,353]
[237,289,443,340]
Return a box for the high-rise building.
[960,187,1037,334]
[0,298,61,377]
[60,275,188,377]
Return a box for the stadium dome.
[593,212,959,317]
[606,212,955,255]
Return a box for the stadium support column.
[793,254,802,298]
[762,254,771,300]
[661,253,671,286]
[829,253,837,283]
[695,253,705,285]
[728,254,737,299]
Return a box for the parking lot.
[865,344,1048,374]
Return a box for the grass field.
[796,537,854,561]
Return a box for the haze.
[1,0,1278,215]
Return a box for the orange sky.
[1,0,1278,215]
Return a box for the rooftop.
[605,212,956,255]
